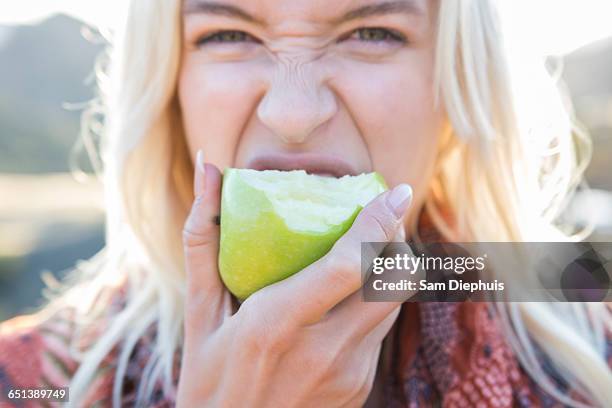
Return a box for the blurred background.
[1,2,611,321]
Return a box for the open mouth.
[245,153,359,178]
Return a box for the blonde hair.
[46,0,610,406]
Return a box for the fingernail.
[386,184,412,219]
[194,149,205,197]
[196,149,205,174]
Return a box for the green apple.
[219,168,388,300]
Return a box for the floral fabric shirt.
[0,211,609,407]
[1,300,608,407]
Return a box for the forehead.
[182,0,430,24]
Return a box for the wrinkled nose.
[257,60,337,144]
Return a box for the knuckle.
[324,252,362,290]
[301,345,339,375]
[353,381,374,404]
[182,214,217,249]
[247,325,291,355]
[337,371,370,402]
[359,365,376,397]
[236,303,295,355]
[182,227,212,249]
[327,249,362,272]
[366,210,396,242]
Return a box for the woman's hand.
[177,151,412,407]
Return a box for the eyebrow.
[183,0,424,25]
[334,0,425,24]
[183,1,263,24]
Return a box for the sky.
[0,0,611,56]
[0,0,122,29]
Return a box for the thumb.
[182,150,229,339]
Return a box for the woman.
[0,0,610,406]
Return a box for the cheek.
[178,57,264,169]
[332,55,443,205]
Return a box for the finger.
[267,184,413,325]
[182,150,227,339]
[334,302,402,350]
[330,237,422,340]
[368,305,402,344]
[342,335,386,407]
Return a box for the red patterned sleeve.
[0,311,78,407]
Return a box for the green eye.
[197,30,255,45]
[352,28,406,43]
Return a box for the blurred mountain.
[562,36,612,191]
[0,14,104,173]
[0,14,106,320]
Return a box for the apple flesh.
[219,168,388,300]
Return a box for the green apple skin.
[219,169,387,300]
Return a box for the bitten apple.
[219,169,388,300]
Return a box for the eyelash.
[345,27,406,43]
[196,30,258,45]
[195,27,406,46]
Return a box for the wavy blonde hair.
[45,0,611,406]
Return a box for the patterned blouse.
[0,296,609,407]
[0,213,609,407]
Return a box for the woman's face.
[179,0,444,229]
